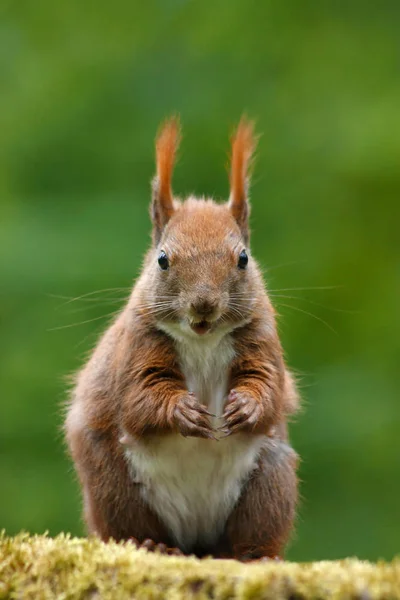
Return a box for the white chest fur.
[125,326,265,551]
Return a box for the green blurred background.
[1,1,399,562]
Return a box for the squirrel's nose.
[190,298,218,319]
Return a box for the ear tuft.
[155,115,181,208]
[151,115,181,244]
[229,116,257,243]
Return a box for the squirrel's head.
[141,116,262,339]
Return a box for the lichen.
[0,532,399,599]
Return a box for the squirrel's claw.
[129,537,183,556]
[221,389,263,435]
[174,395,217,439]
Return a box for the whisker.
[47,288,132,308]
[228,295,257,301]
[228,305,247,311]
[47,312,119,332]
[74,330,100,350]
[229,294,255,298]
[229,298,258,305]
[139,291,180,300]
[137,300,176,306]
[136,304,176,313]
[269,294,359,314]
[61,299,126,315]
[268,285,342,293]
[276,302,338,335]
[228,305,246,319]
[48,293,130,304]
[159,308,180,321]
[137,306,174,311]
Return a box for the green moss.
[0,533,399,599]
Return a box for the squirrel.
[65,116,300,560]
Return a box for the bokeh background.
[1,1,399,562]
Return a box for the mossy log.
[0,533,399,599]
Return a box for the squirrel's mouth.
[190,319,212,335]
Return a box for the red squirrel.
[65,117,300,560]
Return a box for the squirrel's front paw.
[221,389,263,435]
[174,393,217,440]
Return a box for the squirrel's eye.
[238,249,248,270]
[158,250,169,270]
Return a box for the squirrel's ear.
[151,116,181,245]
[228,116,257,245]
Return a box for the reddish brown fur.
[151,117,181,243]
[65,116,300,560]
[229,117,256,244]
[218,441,298,559]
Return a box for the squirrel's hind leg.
[81,466,172,546]
[68,423,173,547]
[216,438,298,560]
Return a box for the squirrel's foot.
[259,555,283,562]
[238,553,282,562]
[129,537,183,556]
[232,544,283,562]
